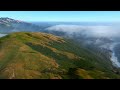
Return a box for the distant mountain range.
[0,17,41,33]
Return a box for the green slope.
[0,32,119,79]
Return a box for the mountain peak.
[0,17,15,21]
[0,17,28,24]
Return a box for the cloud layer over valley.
[46,24,120,38]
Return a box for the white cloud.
[46,24,120,38]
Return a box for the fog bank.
[46,24,120,38]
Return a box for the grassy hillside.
[0,32,119,79]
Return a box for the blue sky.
[0,11,120,22]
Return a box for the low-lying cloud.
[46,24,120,38]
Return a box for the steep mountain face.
[0,32,120,79]
[0,17,41,33]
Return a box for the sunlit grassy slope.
[0,32,119,79]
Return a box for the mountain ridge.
[0,32,119,79]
